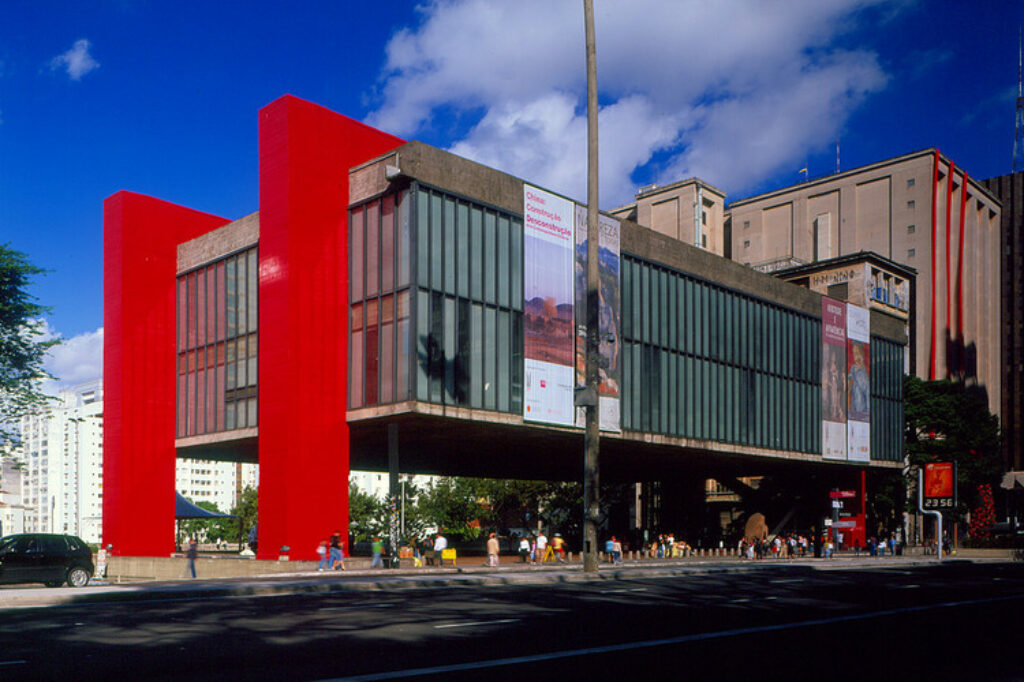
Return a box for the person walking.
[518,535,530,563]
[186,538,198,579]
[433,533,448,566]
[371,536,384,568]
[486,532,499,568]
[330,532,346,570]
[316,540,330,571]
[535,531,548,563]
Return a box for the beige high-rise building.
[726,149,1002,417]
[611,178,728,256]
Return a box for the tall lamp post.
[582,0,600,573]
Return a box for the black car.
[0,533,94,587]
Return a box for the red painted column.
[103,192,229,556]
[256,95,403,560]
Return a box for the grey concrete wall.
[177,212,259,273]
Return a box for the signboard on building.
[847,303,870,462]
[821,297,847,459]
[923,461,957,509]
[523,186,576,426]
[574,206,621,432]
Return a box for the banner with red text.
[523,185,576,426]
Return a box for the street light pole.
[582,0,600,573]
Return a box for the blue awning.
[175,492,230,519]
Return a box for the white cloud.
[50,39,100,81]
[368,0,891,205]
[40,325,103,395]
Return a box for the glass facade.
[349,191,412,409]
[348,183,903,461]
[349,184,523,413]
[176,246,258,437]
[620,256,821,453]
[870,336,903,462]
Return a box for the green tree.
[178,500,224,542]
[229,485,258,547]
[417,477,486,540]
[348,481,387,543]
[904,376,1002,515]
[0,245,59,444]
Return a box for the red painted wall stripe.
[930,150,940,381]
[957,172,968,343]
[945,162,955,372]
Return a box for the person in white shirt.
[433,533,447,566]
[518,536,531,563]
[535,532,548,562]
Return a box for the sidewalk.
[0,553,989,610]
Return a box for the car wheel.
[66,567,91,587]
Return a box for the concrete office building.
[611,178,728,256]
[727,150,1003,421]
[980,171,1023,477]
[105,95,906,560]
[18,381,104,543]
[175,459,258,515]
[0,451,29,536]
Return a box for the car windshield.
[0,536,16,552]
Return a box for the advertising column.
[821,298,847,459]
[574,205,621,432]
[523,186,576,426]
[846,304,871,462]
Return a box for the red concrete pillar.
[256,96,403,560]
[103,192,229,556]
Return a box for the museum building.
[104,95,906,559]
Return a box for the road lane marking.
[434,619,519,629]
[325,592,1024,681]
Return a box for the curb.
[0,556,1009,610]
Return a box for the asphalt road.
[2,560,1023,681]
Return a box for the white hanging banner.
[523,186,576,426]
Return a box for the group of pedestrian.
[647,533,692,558]
[317,531,349,571]
[512,530,568,564]
[740,534,810,560]
[864,534,899,556]
[604,536,623,564]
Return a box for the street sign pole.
[918,468,943,562]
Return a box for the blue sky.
[0,0,1020,389]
